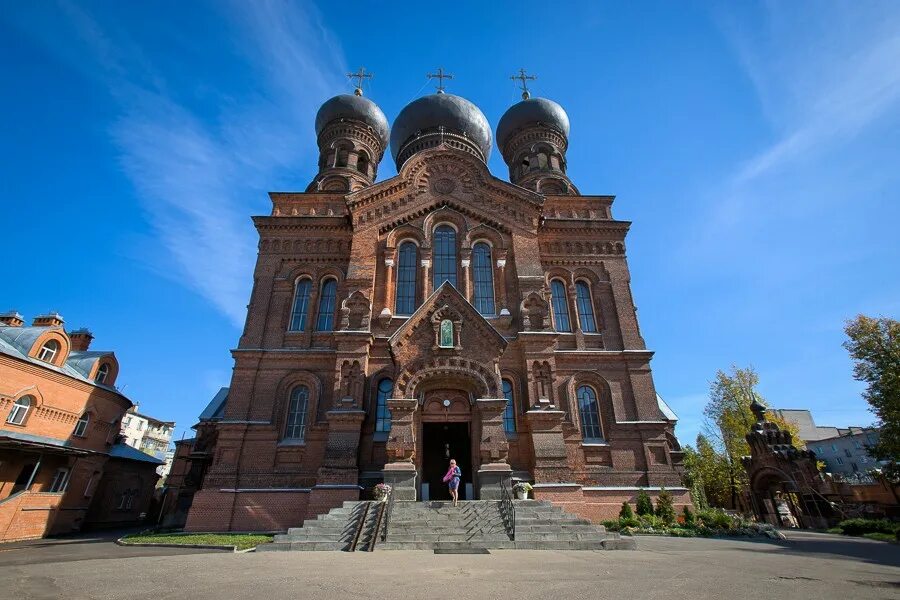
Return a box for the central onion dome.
[390,93,492,169]
[315,93,390,149]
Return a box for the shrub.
[620,517,640,528]
[636,489,655,516]
[619,501,635,520]
[697,508,733,530]
[862,532,896,543]
[656,488,676,525]
[602,520,621,532]
[639,514,661,529]
[837,518,899,537]
[682,505,695,527]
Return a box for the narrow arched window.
[37,339,60,363]
[395,242,418,315]
[375,379,393,433]
[550,280,571,332]
[575,281,597,333]
[316,278,337,331]
[96,363,110,385]
[289,278,312,331]
[577,385,603,441]
[433,225,457,290]
[7,395,32,425]
[502,380,516,434]
[357,151,370,176]
[472,242,495,315]
[73,412,90,437]
[284,386,309,441]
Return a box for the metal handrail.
[348,501,370,552]
[369,499,387,552]
[499,478,516,540]
[380,489,396,542]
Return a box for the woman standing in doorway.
[442,459,462,507]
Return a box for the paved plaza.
[1,530,898,600]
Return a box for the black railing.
[499,479,516,540]
[380,488,395,542]
[348,501,370,552]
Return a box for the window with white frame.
[37,339,60,363]
[73,413,90,437]
[7,395,32,425]
[95,363,110,384]
[49,468,70,493]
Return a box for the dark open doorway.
[422,422,472,501]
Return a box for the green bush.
[636,489,655,516]
[826,527,844,535]
[620,517,640,528]
[602,520,621,531]
[697,508,733,530]
[638,514,662,529]
[656,488,676,525]
[837,518,899,536]
[862,532,896,543]
[619,501,635,520]
[682,505,695,527]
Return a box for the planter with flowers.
[373,483,392,502]
[512,482,533,500]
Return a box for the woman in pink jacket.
[442,459,462,506]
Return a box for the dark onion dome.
[390,93,492,166]
[496,97,570,149]
[315,94,390,148]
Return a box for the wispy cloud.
[10,0,346,326]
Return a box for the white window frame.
[73,413,90,437]
[49,468,70,493]
[7,396,32,425]
[95,363,110,384]
[37,340,60,363]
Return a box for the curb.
[116,538,240,551]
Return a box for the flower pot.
[515,490,527,500]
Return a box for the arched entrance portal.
[419,390,473,500]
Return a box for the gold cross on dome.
[347,67,373,96]
[511,68,536,99]
[427,67,454,93]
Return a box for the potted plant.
[512,482,533,500]
[373,483,392,501]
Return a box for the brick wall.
[0,491,63,542]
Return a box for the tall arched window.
[395,242,418,315]
[433,225,457,290]
[575,281,597,333]
[577,385,603,441]
[550,280,571,332]
[95,363,110,385]
[289,278,312,331]
[316,278,337,332]
[37,339,60,363]
[7,395,32,425]
[375,378,393,433]
[472,242,495,315]
[502,380,516,434]
[73,412,90,437]
[284,386,309,441]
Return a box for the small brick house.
[186,81,688,533]
[0,311,162,542]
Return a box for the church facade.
[185,73,687,533]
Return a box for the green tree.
[695,434,732,508]
[656,487,676,525]
[619,501,634,520]
[843,316,900,487]
[636,488,654,516]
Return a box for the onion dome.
[390,93,492,169]
[496,97,570,150]
[315,93,390,148]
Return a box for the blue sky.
[2,1,898,447]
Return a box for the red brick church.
[186,70,687,532]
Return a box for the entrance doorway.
[422,422,472,501]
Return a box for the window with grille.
[316,279,337,331]
[472,243,495,315]
[433,225,457,290]
[395,242,418,315]
[551,280,571,332]
[284,386,310,441]
[375,379,393,433]
[577,385,603,441]
[289,278,312,331]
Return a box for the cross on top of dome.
[346,66,373,96]
[427,67,454,94]
[511,68,537,100]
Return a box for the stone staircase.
[260,499,633,552]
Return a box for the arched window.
[375,379,393,433]
[550,280,571,332]
[575,281,597,333]
[433,225,457,290]
[284,386,309,441]
[357,151,370,176]
[7,395,32,425]
[502,380,516,434]
[472,242,495,315]
[289,278,312,331]
[316,278,337,332]
[37,339,60,363]
[577,385,603,441]
[439,319,454,347]
[395,242,418,315]
[95,363,110,385]
[73,412,90,437]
